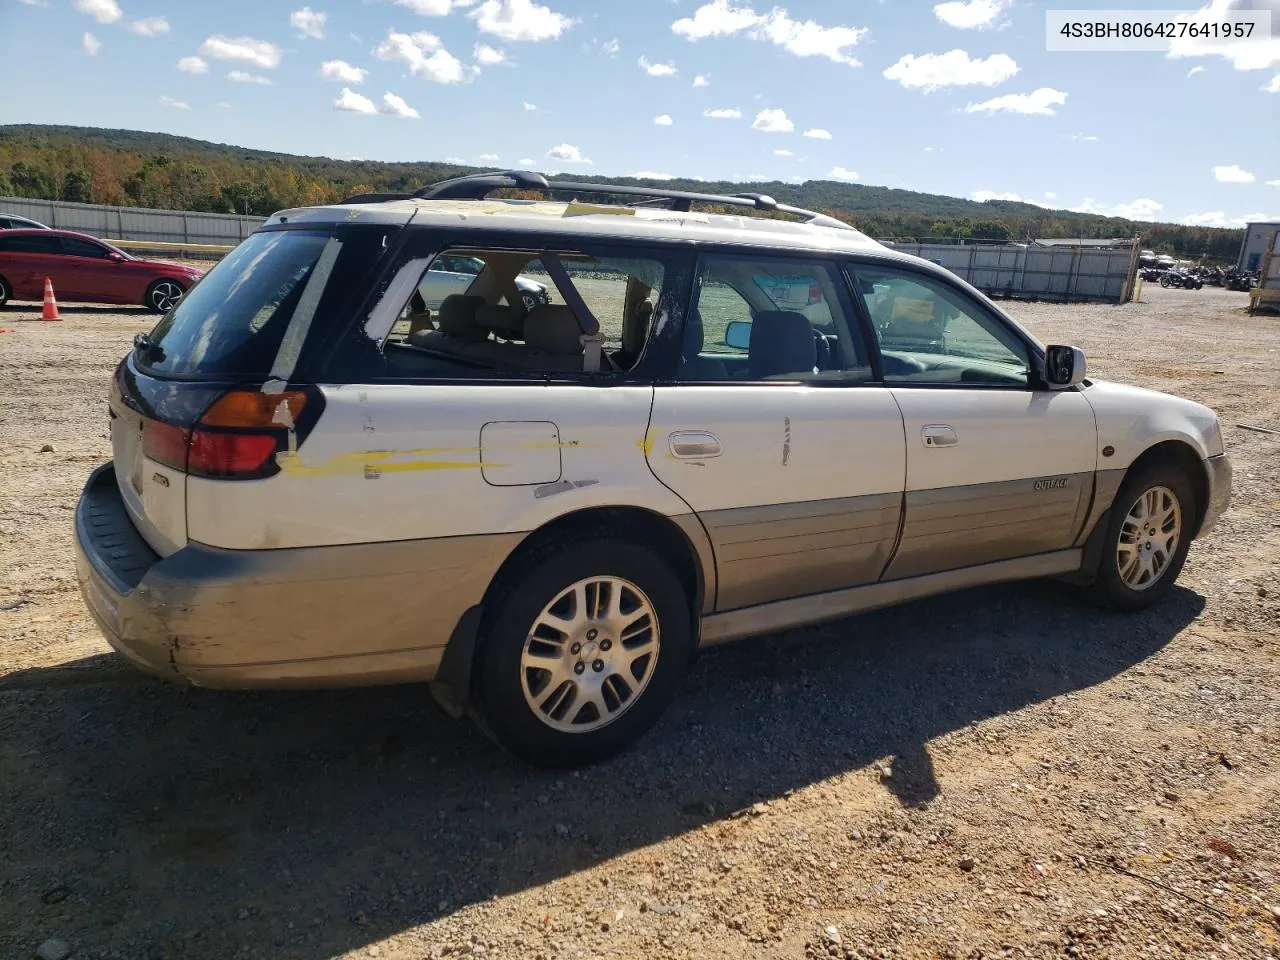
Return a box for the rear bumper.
[1198,453,1232,537]
[75,463,517,689]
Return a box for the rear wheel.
[1159,275,1172,288]
[1088,463,1196,611]
[474,537,693,767]
[521,291,540,313]
[145,279,185,314]
[0,275,9,307]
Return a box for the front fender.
[1081,379,1222,468]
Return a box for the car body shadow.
[0,579,1202,958]
[0,303,154,317]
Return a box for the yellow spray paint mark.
[278,450,490,478]
[636,429,657,457]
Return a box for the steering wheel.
[811,328,832,370]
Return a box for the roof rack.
[407,170,856,231]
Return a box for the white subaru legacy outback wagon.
[75,172,1231,767]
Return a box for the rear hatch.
[111,215,408,555]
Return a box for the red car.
[0,229,204,312]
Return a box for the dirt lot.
[2,286,1279,960]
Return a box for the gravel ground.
[2,286,1279,960]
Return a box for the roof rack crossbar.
[409,171,856,231]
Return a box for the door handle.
[669,431,722,459]
[921,424,958,448]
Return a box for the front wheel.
[521,291,541,313]
[0,275,9,308]
[474,538,693,767]
[145,279,185,314]
[1159,275,1172,288]
[1088,464,1196,611]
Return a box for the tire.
[1087,463,1196,611]
[521,291,540,313]
[1159,275,1172,288]
[145,279,185,314]
[0,275,9,308]
[474,537,693,767]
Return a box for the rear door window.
[139,225,395,380]
[1,234,60,254]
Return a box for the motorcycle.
[1224,268,1258,292]
[1160,270,1203,289]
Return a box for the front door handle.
[921,424,958,448]
[669,431,722,459]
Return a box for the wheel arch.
[428,505,714,719]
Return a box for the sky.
[1,0,1278,228]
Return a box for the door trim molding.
[698,548,1082,646]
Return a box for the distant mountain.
[0,124,1242,260]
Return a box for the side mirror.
[1044,344,1087,388]
[108,252,125,263]
[723,320,751,350]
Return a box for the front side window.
[678,254,872,383]
[852,266,1031,387]
[60,236,109,259]
[376,244,672,378]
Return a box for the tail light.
[141,388,317,480]
[808,283,824,304]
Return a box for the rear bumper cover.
[75,463,518,689]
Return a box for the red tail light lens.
[142,419,191,471]
[808,282,824,303]
[187,432,279,478]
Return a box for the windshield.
[139,230,334,378]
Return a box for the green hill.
[0,124,1241,260]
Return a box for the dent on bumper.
[1198,454,1232,537]
[75,463,519,689]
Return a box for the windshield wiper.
[133,332,165,364]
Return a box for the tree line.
[0,124,1244,262]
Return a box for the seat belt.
[541,253,606,373]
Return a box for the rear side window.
[0,234,59,254]
[140,226,393,379]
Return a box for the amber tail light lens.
[140,388,313,480]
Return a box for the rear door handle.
[669,431,722,459]
[921,424,958,448]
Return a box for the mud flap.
[428,604,483,719]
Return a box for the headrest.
[749,310,815,378]
[524,305,585,356]
[682,307,705,361]
[475,303,523,338]
[436,295,487,341]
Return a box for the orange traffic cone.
[41,277,60,321]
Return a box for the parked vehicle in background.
[73,172,1231,767]
[0,214,51,230]
[1160,269,1203,290]
[1224,267,1259,292]
[417,253,550,311]
[0,229,203,311]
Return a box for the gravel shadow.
[0,579,1203,958]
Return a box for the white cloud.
[523,101,538,110]
[216,101,231,109]
[639,55,678,76]
[471,0,574,42]
[1070,197,1164,220]
[971,190,1022,202]
[884,49,1018,91]
[828,166,860,181]
[519,157,535,165]
[74,0,120,24]
[1167,0,1280,71]
[158,95,190,110]
[965,87,1067,115]
[693,73,710,86]
[478,153,500,161]
[375,30,469,84]
[773,148,793,156]
[228,70,272,85]
[381,92,421,118]
[128,16,169,37]
[1266,73,1280,91]
[1071,133,1099,140]
[1187,65,1207,77]
[16,0,50,5]
[1181,210,1278,226]
[672,0,867,67]
[1214,164,1255,182]
[631,171,677,180]
[177,56,208,74]
[803,127,832,139]
[703,107,742,118]
[474,43,507,65]
[395,0,463,13]
[82,31,101,55]
[596,37,620,56]
[335,87,378,114]
[933,0,1008,29]
[290,7,326,40]
[320,60,367,83]
[199,35,284,70]
[752,107,794,132]
[654,114,674,125]
[1268,179,1280,187]
[547,143,592,163]
[1045,191,1057,199]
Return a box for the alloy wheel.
[1116,485,1182,590]
[150,280,183,312]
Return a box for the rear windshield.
[140,226,392,379]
